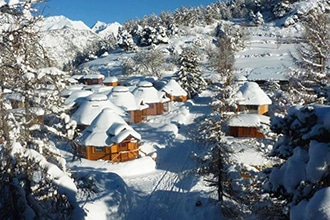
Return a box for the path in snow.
[125,94,218,220]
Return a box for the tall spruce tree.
[175,47,206,98]
[265,105,330,219]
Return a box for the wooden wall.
[229,126,265,139]
[130,110,145,123]
[80,141,139,162]
[145,103,164,115]
[85,78,103,85]
[167,94,187,102]
[258,104,269,115]
[104,81,118,87]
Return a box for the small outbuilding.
[161,79,188,102]
[228,114,270,138]
[76,108,141,162]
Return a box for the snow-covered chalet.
[132,81,170,116]
[76,108,141,162]
[108,86,149,123]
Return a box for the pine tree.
[265,105,330,219]
[117,27,137,51]
[175,47,206,98]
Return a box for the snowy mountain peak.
[91,21,122,38]
[91,21,108,33]
[40,15,91,32]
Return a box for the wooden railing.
[111,149,140,163]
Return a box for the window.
[94,146,104,152]
[240,105,259,112]
[118,142,128,151]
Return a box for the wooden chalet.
[108,86,149,123]
[235,82,272,115]
[70,94,127,130]
[76,108,141,162]
[161,79,188,102]
[228,114,270,138]
[132,81,170,116]
[82,74,105,85]
[103,76,119,87]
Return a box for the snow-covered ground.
[64,95,223,220]
[61,16,304,220]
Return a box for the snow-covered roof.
[87,93,108,101]
[108,86,148,111]
[71,94,126,126]
[83,74,105,80]
[161,79,187,97]
[83,85,113,94]
[77,108,141,146]
[235,82,272,105]
[228,114,270,127]
[103,76,118,83]
[64,90,93,107]
[132,81,170,104]
[61,85,85,97]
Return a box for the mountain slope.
[39,16,101,68]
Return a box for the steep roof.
[132,81,170,104]
[77,108,141,146]
[161,79,187,97]
[228,113,270,127]
[235,82,272,105]
[108,86,148,111]
[71,94,126,126]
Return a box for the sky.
[41,0,219,27]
